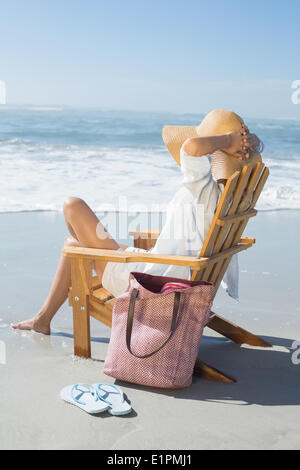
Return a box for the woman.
[12,109,263,335]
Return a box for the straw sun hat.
[162,109,262,181]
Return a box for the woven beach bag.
[103,272,214,389]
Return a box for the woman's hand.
[225,125,258,160]
[244,130,260,151]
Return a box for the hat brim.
[162,125,198,166]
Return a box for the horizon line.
[1,103,300,122]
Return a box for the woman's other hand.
[226,124,258,160]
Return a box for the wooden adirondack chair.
[63,160,270,383]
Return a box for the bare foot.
[11,316,51,335]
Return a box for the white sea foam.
[0,142,179,213]
[0,109,299,213]
[0,140,299,212]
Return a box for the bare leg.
[61,197,121,276]
[11,197,126,334]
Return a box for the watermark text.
[291,340,300,365]
[291,80,300,105]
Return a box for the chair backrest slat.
[211,165,253,256]
[191,162,269,289]
[237,163,264,212]
[210,165,265,289]
[221,165,268,252]
[200,171,240,258]
[250,167,270,209]
[210,256,232,292]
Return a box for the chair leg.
[71,259,91,358]
[207,312,272,348]
[193,359,236,383]
[73,298,91,358]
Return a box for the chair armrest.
[63,242,251,273]
[129,229,161,240]
[63,247,208,271]
[129,231,255,245]
[240,237,256,245]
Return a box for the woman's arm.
[183,124,256,160]
[183,134,232,157]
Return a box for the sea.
[0,106,300,213]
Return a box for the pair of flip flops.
[60,383,132,416]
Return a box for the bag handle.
[126,288,181,359]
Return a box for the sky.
[1,0,300,119]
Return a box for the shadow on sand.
[50,330,299,407]
[114,334,300,407]
[51,331,110,344]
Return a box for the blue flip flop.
[94,383,132,416]
[60,383,110,414]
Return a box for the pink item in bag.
[160,281,191,294]
[104,272,214,389]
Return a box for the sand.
[0,210,300,450]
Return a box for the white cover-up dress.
[102,147,239,300]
